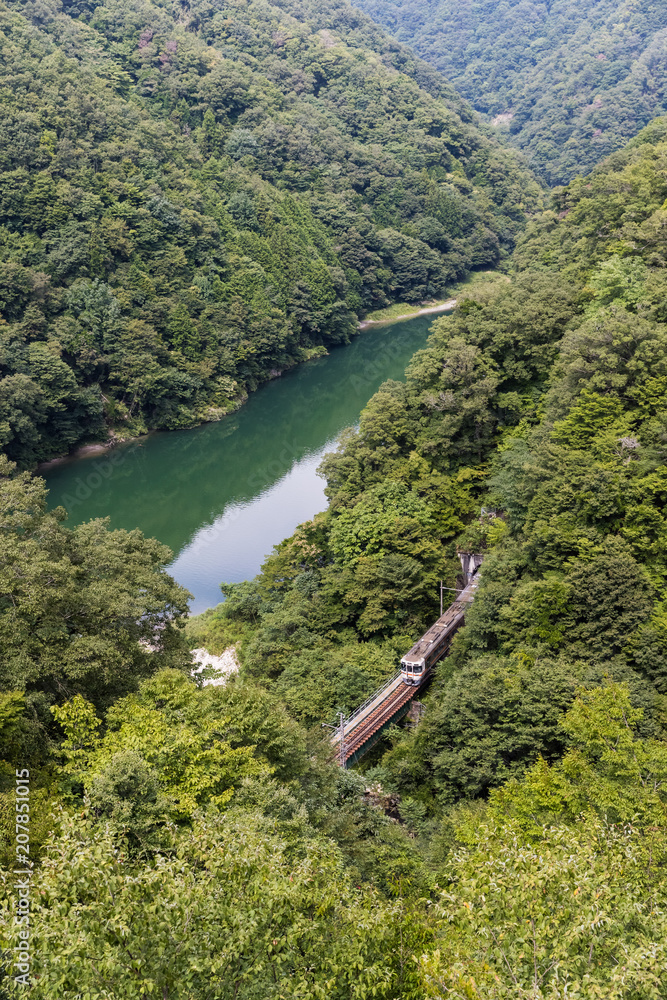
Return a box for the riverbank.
[35,351,331,473]
[358,272,511,329]
[358,298,457,329]
[35,396,248,473]
[36,435,137,472]
[43,313,439,613]
[35,308,436,473]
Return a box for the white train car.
[400,573,480,685]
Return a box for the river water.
[43,315,436,613]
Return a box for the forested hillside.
[10,112,664,994]
[188,116,667,995]
[4,116,667,997]
[0,0,540,467]
[4,0,667,993]
[354,0,667,184]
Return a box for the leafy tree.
[166,303,201,359]
[491,682,667,829]
[419,818,667,999]
[52,673,273,825]
[381,656,577,805]
[0,807,418,999]
[586,254,649,312]
[329,480,437,567]
[0,458,191,708]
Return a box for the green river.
[43,315,437,614]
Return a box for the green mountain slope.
[0,0,540,467]
[353,0,667,184]
[240,111,667,766]
[213,116,667,727]
[2,83,667,1000]
[182,116,667,993]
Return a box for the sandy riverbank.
[358,298,457,330]
[35,435,138,472]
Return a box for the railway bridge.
[329,559,481,767]
[329,669,419,767]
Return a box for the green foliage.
[491,682,667,829]
[329,480,437,567]
[272,641,402,726]
[415,688,667,997]
[420,818,667,999]
[320,271,578,510]
[355,0,667,184]
[1,665,432,996]
[0,0,540,466]
[51,694,101,777]
[381,656,577,806]
[0,691,26,755]
[0,806,418,999]
[586,254,649,312]
[0,783,60,869]
[5,12,667,993]
[236,117,667,812]
[551,389,625,448]
[67,675,270,821]
[0,456,191,708]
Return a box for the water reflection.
[44,315,437,612]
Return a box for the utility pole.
[322,711,348,768]
[338,711,346,768]
[439,580,461,614]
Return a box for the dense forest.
[2,100,667,992]
[190,115,667,995]
[3,0,667,995]
[354,0,667,184]
[0,0,540,467]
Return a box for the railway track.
[331,673,424,765]
[329,558,483,766]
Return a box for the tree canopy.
[354,0,667,184]
[0,0,541,467]
[4,1,667,993]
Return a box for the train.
[400,572,481,685]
